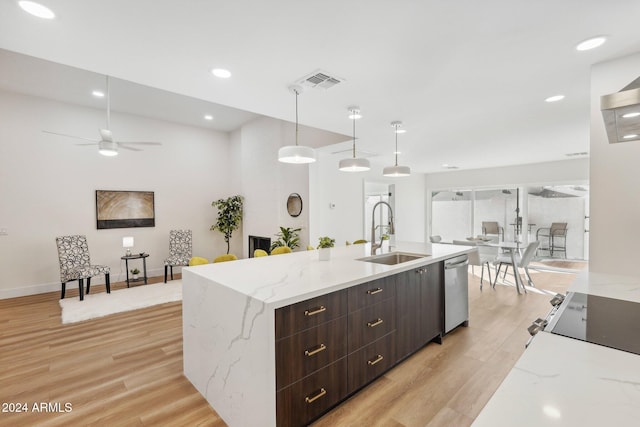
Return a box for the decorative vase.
[318,247,331,261]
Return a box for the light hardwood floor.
[0,266,581,426]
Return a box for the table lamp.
[123,236,134,256]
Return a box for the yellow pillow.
[306,245,315,251]
[271,246,292,255]
[189,256,209,266]
[254,249,268,257]
[353,239,368,244]
[213,254,238,263]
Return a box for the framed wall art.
[95,190,155,229]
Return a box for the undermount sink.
[358,252,429,265]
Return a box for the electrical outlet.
[0,228,7,236]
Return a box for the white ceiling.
[2,0,640,173]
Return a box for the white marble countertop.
[472,331,640,426]
[473,270,640,426]
[184,241,472,308]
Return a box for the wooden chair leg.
[105,273,111,293]
[164,265,168,283]
[79,279,84,301]
[86,277,91,295]
[170,266,174,281]
[61,282,66,299]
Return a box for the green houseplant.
[270,226,301,252]
[130,268,140,279]
[317,236,335,261]
[211,195,244,254]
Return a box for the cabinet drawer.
[276,358,348,427]
[347,332,396,392]
[348,299,396,353]
[276,316,348,390]
[276,290,348,340]
[348,276,395,311]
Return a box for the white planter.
[318,248,331,261]
[132,274,139,280]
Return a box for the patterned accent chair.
[55,235,111,301]
[164,230,192,282]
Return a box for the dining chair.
[164,229,192,282]
[254,249,268,257]
[481,221,504,242]
[271,246,292,255]
[536,222,567,258]
[55,235,111,301]
[494,241,540,289]
[352,239,368,244]
[213,254,238,263]
[189,256,209,266]
[452,240,497,289]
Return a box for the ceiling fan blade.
[75,143,99,146]
[43,130,99,143]
[119,145,143,151]
[116,141,162,145]
[99,129,113,142]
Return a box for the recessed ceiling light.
[545,95,565,103]
[92,90,105,98]
[623,134,638,139]
[211,68,231,79]
[622,112,640,118]
[576,36,607,51]
[204,115,213,121]
[18,1,55,19]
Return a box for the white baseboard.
[0,267,175,300]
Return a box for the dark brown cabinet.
[396,263,444,361]
[275,265,443,426]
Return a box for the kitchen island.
[182,242,473,427]
[472,271,640,426]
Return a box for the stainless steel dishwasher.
[444,255,469,334]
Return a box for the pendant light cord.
[352,113,356,158]
[394,125,399,166]
[295,89,299,147]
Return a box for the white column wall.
[590,52,640,276]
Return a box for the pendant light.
[339,106,370,172]
[383,121,411,177]
[278,85,316,164]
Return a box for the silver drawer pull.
[368,354,384,366]
[367,318,384,328]
[366,287,383,295]
[304,343,327,357]
[304,306,326,316]
[305,387,327,404]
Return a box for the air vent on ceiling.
[298,70,344,90]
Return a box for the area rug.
[59,280,182,324]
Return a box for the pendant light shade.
[278,85,316,164]
[383,121,411,177]
[339,106,370,172]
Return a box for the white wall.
[309,151,426,248]
[232,116,312,256]
[0,90,232,298]
[590,52,640,276]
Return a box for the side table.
[121,253,149,287]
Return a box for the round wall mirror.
[287,193,303,217]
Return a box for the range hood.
[601,76,640,144]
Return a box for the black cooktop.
[547,292,640,356]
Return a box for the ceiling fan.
[43,75,162,156]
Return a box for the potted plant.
[211,195,244,254]
[270,226,301,252]
[130,268,140,280]
[317,236,335,261]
